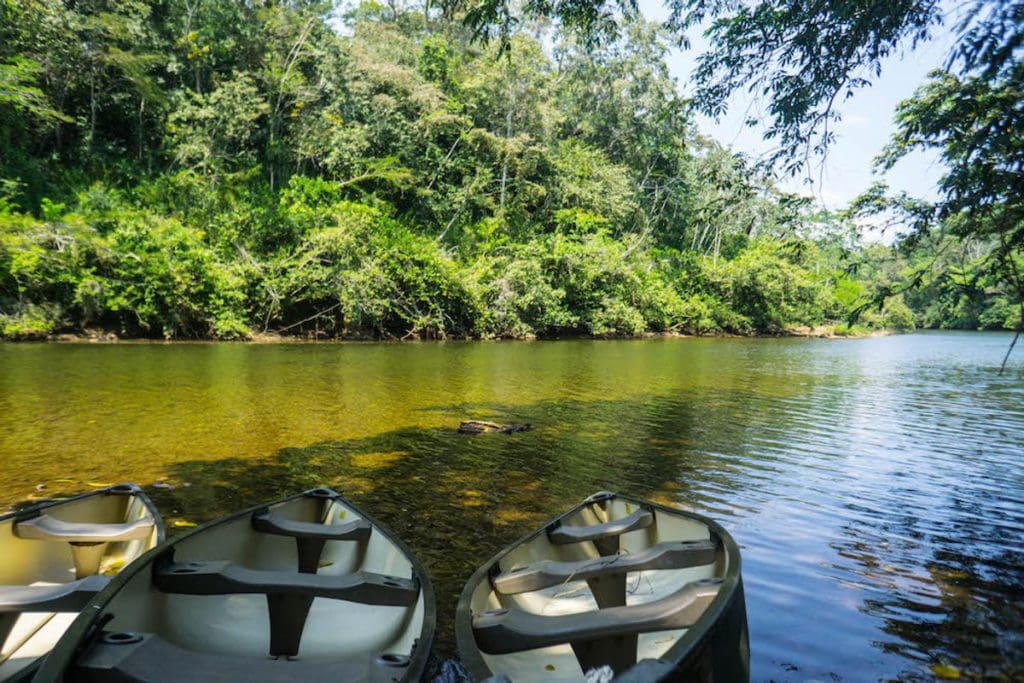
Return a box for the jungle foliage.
[464,0,1024,340]
[0,0,1015,339]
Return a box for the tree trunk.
[499,89,513,213]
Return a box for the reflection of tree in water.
[832,484,1024,680]
[146,391,763,663]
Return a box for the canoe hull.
[34,488,434,683]
[455,492,748,682]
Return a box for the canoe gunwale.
[32,487,436,683]
[454,491,745,682]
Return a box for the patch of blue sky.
[638,0,962,211]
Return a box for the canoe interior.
[463,494,739,682]
[58,490,430,681]
[0,485,161,682]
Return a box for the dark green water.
[1,333,1022,681]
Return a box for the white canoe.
[1,484,162,682]
[456,492,748,682]
[35,488,434,683]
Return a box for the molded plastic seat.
[472,578,723,655]
[492,539,717,594]
[251,511,372,542]
[153,555,421,658]
[251,510,372,573]
[154,560,418,606]
[75,632,412,683]
[547,509,653,548]
[14,514,155,544]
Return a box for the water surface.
[1,333,1021,681]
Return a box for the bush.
[102,215,250,338]
[713,239,833,332]
[880,295,916,331]
[470,246,574,338]
[0,303,60,339]
[271,201,478,338]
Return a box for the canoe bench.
[12,513,156,579]
[529,506,716,609]
[491,538,717,595]
[139,508,413,659]
[474,578,723,673]
[149,554,418,659]
[0,575,109,613]
[546,507,655,556]
[251,508,371,573]
[74,631,414,683]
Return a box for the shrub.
[102,215,249,338]
[880,295,916,331]
[714,239,832,332]
[0,303,60,339]
[470,246,574,338]
[272,201,478,338]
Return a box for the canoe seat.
[74,631,413,683]
[251,511,372,542]
[472,578,722,671]
[492,539,717,595]
[153,554,420,658]
[251,511,372,573]
[0,575,109,613]
[13,514,155,579]
[153,559,418,606]
[14,514,155,544]
[547,508,654,555]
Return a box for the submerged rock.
[458,420,533,435]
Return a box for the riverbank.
[28,324,895,343]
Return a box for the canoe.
[455,492,748,682]
[36,487,434,683]
[1,483,162,682]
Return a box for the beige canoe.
[456,492,748,682]
[35,487,434,683]
[1,484,162,682]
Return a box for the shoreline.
[8,326,898,344]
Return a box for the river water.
[1,332,1021,681]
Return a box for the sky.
[638,0,961,210]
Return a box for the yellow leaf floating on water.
[87,482,113,488]
[101,559,126,576]
[172,520,198,528]
[930,664,961,679]
[318,560,334,568]
[625,503,632,514]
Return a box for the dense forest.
[0,0,1018,340]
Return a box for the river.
[1,332,1021,681]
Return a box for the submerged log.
[458,420,533,435]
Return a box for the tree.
[462,0,1023,355]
